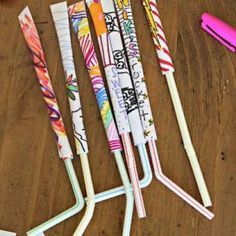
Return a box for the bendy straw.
[71,2,152,206]
[94,143,152,203]
[68,3,134,234]
[69,1,152,205]
[50,2,95,235]
[18,7,85,236]
[114,0,214,219]
[86,0,146,218]
[114,0,157,144]
[142,0,212,207]
[101,0,146,148]
[100,0,152,196]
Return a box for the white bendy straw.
[50,2,95,235]
[18,7,85,236]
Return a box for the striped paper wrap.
[101,0,146,146]
[68,2,122,152]
[50,2,88,154]
[18,7,73,159]
[114,0,157,142]
[86,0,131,135]
[142,0,175,74]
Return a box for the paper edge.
[18,6,31,21]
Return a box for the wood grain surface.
[0,0,235,235]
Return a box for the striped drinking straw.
[50,2,95,235]
[86,0,147,218]
[114,0,214,219]
[68,3,134,235]
[18,7,85,236]
[142,0,212,207]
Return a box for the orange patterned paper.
[89,2,107,36]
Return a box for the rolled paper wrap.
[86,0,146,218]
[50,2,88,154]
[114,0,157,142]
[68,2,122,152]
[142,0,175,73]
[18,7,73,160]
[101,0,146,146]
[86,0,130,135]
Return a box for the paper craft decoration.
[86,0,147,218]
[101,0,146,147]
[69,2,122,152]
[68,2,134,234]
[50,2,88,155]
[69,2,153,216]
[114,0,157,143]
[18,6,85,236]
[19,9,73,159]
[50,2,95,235]
[114,0,214,219]
[142,0,212,207]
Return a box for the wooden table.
[0,0,235,235]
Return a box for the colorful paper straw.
[86,0,146,218]
[68,3,134,234]
[50,2,95,235]
[18,7,85,236]
[68,3,152,209]
[100,0,153,193]
[114,0,214,219]
[101,0,146,147]
[142,0,212,207]
[114,1,157,143]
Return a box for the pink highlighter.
[201,12,236,52]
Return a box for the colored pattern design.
[114,0,157,141]
[51,2,88,154]
[72,1,147,218]
[18,7,73,159]
[66,73,78,101]
[85,0,130,135]
[101,2,145,146]
[68,2,122,152]
[142,0,174,74]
